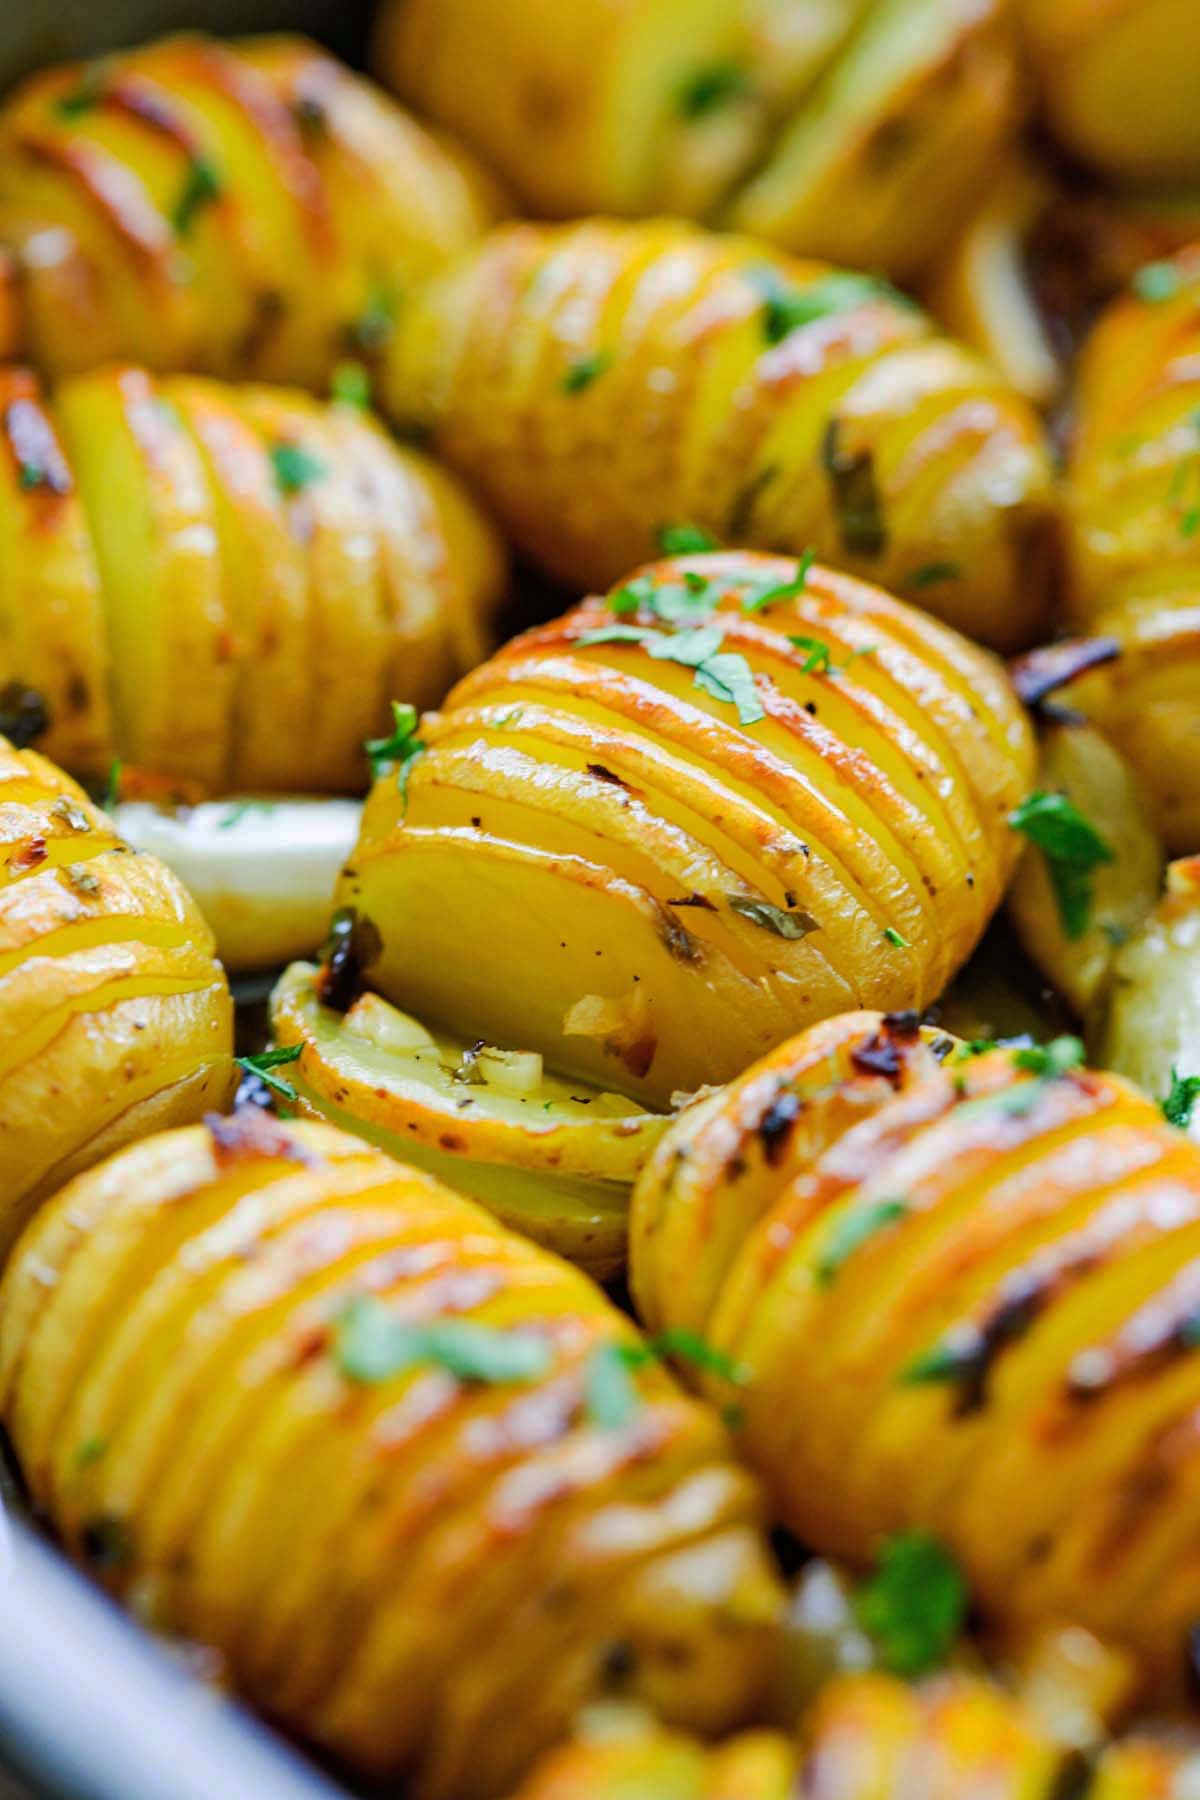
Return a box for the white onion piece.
[112,797,361,974]
[344,992,438,1055]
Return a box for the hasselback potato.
[630,1010,1200,1694]
[0,1116,782,1798]
[0,736,232,1259]
[0,362,505,791]
[332,551,1034,1110]
[374,0,1022,286]
[510,1673,1200,1799]
[381,218,1057,650]
[1019,0,1200,183]
[0,33,499,387]
[1064,249,1200,850]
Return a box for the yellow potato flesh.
[338,553,1032,1108]
[270,960,666,1278]
[0,1117,782,1796]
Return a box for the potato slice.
[270,961,669,1277]
[1095,857,1200,1134]
[1007,720,1164,1020]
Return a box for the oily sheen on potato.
[0,736,232,1258]
[333,552,1034,1109]
[0,33,499,386]
[381,217,1058,649]
[630,1011,1200,1698]
[0,363,505,790]
[1062,249,1200,850]
[0,1115,782,1800]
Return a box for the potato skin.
[630,1009,1200,1694]
[1020,0,1200,182]
[0,364,505,791]
[0,736,232,1258]
[0,1115,782,1799]
[382,218,1057,650]
[336,551,1033,1108]
[0,34,498,388]
[1064,250,1200,850]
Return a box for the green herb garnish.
[331,360,371,410]
[852,1532,967,1678]
[729,896,819,939]
[1134,261,1183,304]
[815,1198,907,1288]
[364,699,425,794]
[171,154,222,236]
[350,282,397,353]
[585,1329,747,1430]
[335,1297,553,1387]
[1009,792,1114,940]
[1163,1069,1200,1130]
[1012,1037,1085,1079]
[822,419,887,558]
[658,522,719,556]
[271,441,326,497]
[55,60,109,120]
[753,268,901,346]
[906,561,963,590]
[235,1043,303,1103]
[563,349,613,393]
[883,926,911,949]
[677,60,751,119]
[693,649,764,724]
[101,759,122,814]
[740,549,815,613]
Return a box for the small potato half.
[270,961,670,1278]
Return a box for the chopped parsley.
[585,1329,748,1429]
[814,1198,907,1288]
[1012,1037,1085,1079]
[1134,261,1183,305]
[1009,792,1114,940]
[335,1296,553,1386]
[948,1036,1084,1128]
[271,441,326,497]
[906,561,963,590]
[55,60,109,120]
[235,1043,303,1104]
[563,349,613,393]
[677,60,751,119]
[76,1436,108,1469]
[331,360,371,410]
[822,419,887,558]
[658,522,719,555]
[350,283,397,354]
[101,759,122,814]
[171,154,223,236]
[740,549,815,613]
[883,926,911,949]
[693,649,764,723]
[364,699,425,793]
[577,619,764,725]
[752,268,903,346]
[1163,1069,1200,1130]
[789,635,834,674]
[852,1532,967,1678]
[728,896,819,939]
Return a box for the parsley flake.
[752,268,902,346]
[271,441,326,497]
[815,1198,907,1288]
[563,349,613,393]
[1134,261,1183,304]
[906,561,963,590]
[331,360,371,410]
[658,522,719,555]
[693,649,764,724]
[883,926,910,949]
[1009,792,1114,940]
[728,896,819,939]
[1012,1037,1084,1079]
[364,700,425,794]
[335,1297,553,1387]
[852,1532,967,1678]
[740,549,815,614]
[677,60,751,119]
[171,154,222,236]
[1163,1069,1200,1130]
[235,1043,303,1104]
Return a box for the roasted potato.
[0,363,505,791]
[332,551,1034,1110]
[381,218,1058,650]
[269,961,669,1279]
[374,0,1021,286]
[1019,0,1200,183]
[1063,249,1200,850]
[0,736,232,1259]
[1095,856,1200,1132]
[0,1115,783,1798]
[728,0,1023,284]
[1006,720,1164,1020]
[510,1672,1199,1800]
[630,1010,1200,1695]
[0,34,499,387]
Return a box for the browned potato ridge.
[0,735,232,1258]
[336,552,1033,1109]
[0,363,505,791]
[382,218,1057,650]
[631,1011,1200,1696]
[0,33,499,386]
[0,1116,783,1799]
